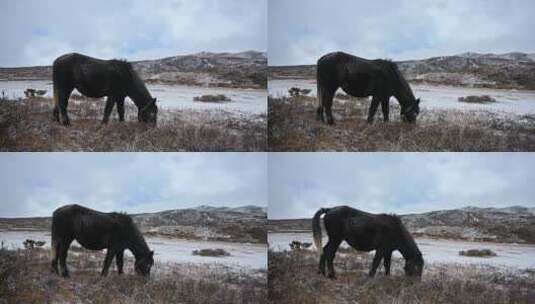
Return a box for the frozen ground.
[1,230,266,270]
[0,80,267,115]
[269,232,535,269]
[269,79,535,116]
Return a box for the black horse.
[312,206,423,279]
[316,52,420,125]
[52,53,158,126]
[50,204,154,278]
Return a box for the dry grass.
[268,96,535,151]
[0,247,266,304]
[268,249,535,304]
[0,98,266,151]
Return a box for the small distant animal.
[289,240,313,250]
[50,204,154,278]
[23,239,46,249]
[316,52,420,124]
[312,206,424,278]
[52,53,158,126]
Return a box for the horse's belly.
[75,84,107,98]
[345,236,375,252]
[75,237,107,250]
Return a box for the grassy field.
[0,97,266,151]
[268,96,535,151]
[268,249,535,304]
[0,247,266,304]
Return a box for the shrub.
[458,95,496,103]
[192,248,231,257]
[459,248,497,257]
[193,94,231,102]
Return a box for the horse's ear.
[152,98,157,104]
[150,250,154,257]
[416,98,421,105]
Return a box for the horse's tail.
[312,208,329,254]
[50,213,57,260]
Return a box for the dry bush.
[268,96,535,151]
[459,248,497,257]
[458,95,496,103]
[0,248,267,304]
[268,249,535,304]
[193,94,231,102]
[192,248,231,257]
[0,98,266,151]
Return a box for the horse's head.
[138,98,158,124]
[135,250,154,277]
[404,254,424,278]
[401,98,420,123]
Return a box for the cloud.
[0,153,267,217]
[268,153,535,219]
[268,0,535,65]
[0,0,266,67]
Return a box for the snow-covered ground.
[1,230,267,270]
[0,80,267,116]
[268,79,535,116]
[269,232,535,269]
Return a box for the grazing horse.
[52,53,158,126]
[50,204,154,278]
[312,206,423,279]
[316,52,420,125]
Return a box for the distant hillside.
[269,206,535,244]
[269,52,535,90]
[0,205,267,244]
[0,51,267,89]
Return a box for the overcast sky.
[268,0,535,65]
[0,153,267,218]
[268,153,535,219]
[0,0,266,67]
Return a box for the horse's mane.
[384,61,416,102]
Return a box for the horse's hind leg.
[59,238,73,277]
[102,97,116,124]
[50,238,60,274]
[57,88,73,126]
[381,98,390,122]
[324,238,342,279]
[323,88,336,125]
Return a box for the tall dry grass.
[268,249,535,304]
[0,247,266,304]
[268,96,535,151]
[0,98,266,151]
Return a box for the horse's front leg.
[101,249,115,276]
[383,251,392,275]
[369,250,383,277]
[116,98,125,122]
[367,96,380,124]
[116,250,124,274]
[381,98,389,122]
[102,97,116,124]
